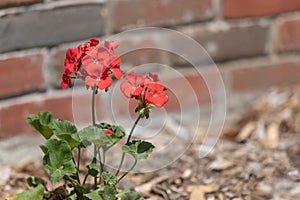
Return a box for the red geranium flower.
[61,39,123,90]
[82,41,123,90]
[84,64,112,90]
[83,38,99,56]
[120,72,147,98]
[61,73,73,89]
[144,82,168,107]
[120,72,168,108]
[64,44,82,74]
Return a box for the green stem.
[102,148,106,172]
[98,147,104,173]
[77,147,81,183]
[92,86,98,188]
[72,157,81,184]
[64,175,85,199]
[126,114,142,143]
[93,146,97,188]
[97,147,104,184]
[82,174,88,185]
[117,157,137,183]
[115,114,142,176]
[92,86,97,125]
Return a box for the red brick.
[0,91,104,138]
[0,94,73,138]
[163,68,222,111]
[108,0,213,31]
[231,60,300,92]
[270,62,300,86]
[121,49,167,67]
[0,53,46,98]
[177,24,269,62]
[277,16,300,52]
[224,0,300,19]
[0,0,42,9]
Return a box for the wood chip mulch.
[1,85,300,200]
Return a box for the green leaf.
[41,139,76,184]
[122,140,155,160]
[84,189,103,200]
[26,112,54,139]
[96,123,126,148]
[78,126,113,146]
[51,119,80,149]
[26,176,45,187]
[67,193,77,200]
[85,185,117,200]
[116,190,144,200]
[7,184,44,200]
[99,185,117,200]
[87,162,99,177]
[101,172,117,185]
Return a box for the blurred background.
[1,0,300,138]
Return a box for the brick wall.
[1,0,300,138]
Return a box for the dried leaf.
[189,184,218,200]
[263,123,279,148]
[236,122,256,142]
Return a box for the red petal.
[85,76,98,87]
[125,71,136,83]
[148,73,160,82]
[84,46,97,56]
[98,76,112,90]
[120,81,133,98]
[89,38,99,46]
[145,91,168,107]
[61,81,68,89]
[111,68,124,79]
[145,82,165,92]
[104,41,119,50]
[61,74,72,89]
[105,129,114,135]
[109,56,121,68]
[131,87,143,97]
[126,71,147,85]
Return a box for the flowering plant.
[8,39,168,200]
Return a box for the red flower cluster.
[61,39,123,90]
[120,72,168,108]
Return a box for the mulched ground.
[1,85,300,200]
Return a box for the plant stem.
[92,86,97,125]
[64,175,85,199]
[115,114,141,176]
[92,86,97,188]
[82,174,88,185]
[127,114,142,143]
[98,148,104,173]
[93,147,97,188]
[102,148,106,172]
[77,147,81,183]
[97,147,104,184]
[117,157,137,183]
[72,156,81,184]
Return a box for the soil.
[1,85,300,200]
